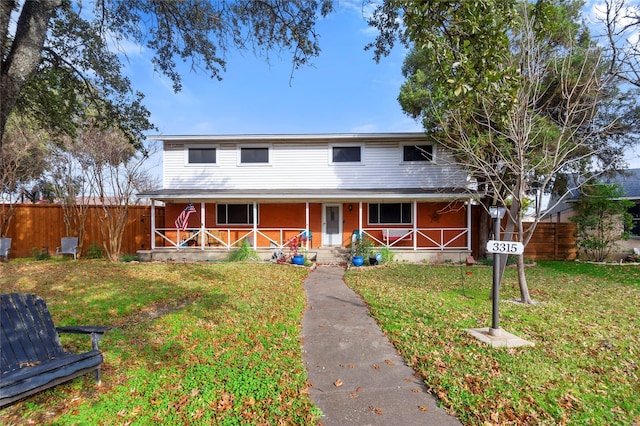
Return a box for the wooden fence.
[1,204,576,260]
[1,204,157,259]
[523,222,577,260]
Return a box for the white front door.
[322,204,342,246]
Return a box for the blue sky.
[127,3,419,137]
[123,1,640,174]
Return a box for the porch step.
[312,248,350,265]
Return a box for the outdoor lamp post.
[489,206,507,336]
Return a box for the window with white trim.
[402,144,433,162]
[188,147,216,164]
[217,204,257,225]
[368,203,412,224]
[331,145,362,163]
[240,147,269,164]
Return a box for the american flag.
[175,203,196,231]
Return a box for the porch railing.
[153,228,310,251]
[361,227,469,251]
[152,227,468,251]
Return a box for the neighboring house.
[618,169,640,238]
[137,133,478,262]
[543,168,640,257]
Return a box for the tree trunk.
[516,254,532,303]
[516,206,533,303]
[478,198,491,259]
[0,0,60,145]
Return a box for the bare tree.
[50,139,95,257]
[77,125,154,262]
[599,0,640,88]
[437,10,624,303]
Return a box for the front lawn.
[1,260,638,425]
[344,261,640,425]
[0,260,319,425]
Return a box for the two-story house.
[137,133,478,263]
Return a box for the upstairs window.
[332,146,362,163]
[368,203,412,224]
[188,148,216,164]
[403,144,433,162]
[217,204,257,225]
[240,147,269,164]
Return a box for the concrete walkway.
[302,265,461,426]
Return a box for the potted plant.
[288,236,305,265]
[351,235,373,266]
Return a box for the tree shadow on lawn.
[0,262,311,424]
[0,290,231,425]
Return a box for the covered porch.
[136,188,475,263]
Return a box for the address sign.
[486,240,524,255]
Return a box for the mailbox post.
[488,207,507,336]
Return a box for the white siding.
[162,139,468,190]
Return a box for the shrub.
[31,247,50,260]
[120,253,140,262]
[86,243,104,259]
[227,239,259,262]
[570,183,634,262]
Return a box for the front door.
[322,204,342,246]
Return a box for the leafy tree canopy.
[1,0,334,149]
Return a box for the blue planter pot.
[352,255,364,267]
[292,254,305,265]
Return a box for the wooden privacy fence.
[2,204,576,260]
[523,222,578,260]
[1,204,156,259]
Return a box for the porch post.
[150,201,156,250]
[413,200,418,251]
[467,198,472,251]
[252,202,258,249]
[305,202,310,250]
[358,202,363,233]
[200,202,205,250]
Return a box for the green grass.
[344,261,640,425]
[2,260,638,425]
[0,260,319,425]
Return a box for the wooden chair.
[0,238,10,260]
[0,293,110,408]
[206,230,224,246]
[56,237,78,260]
